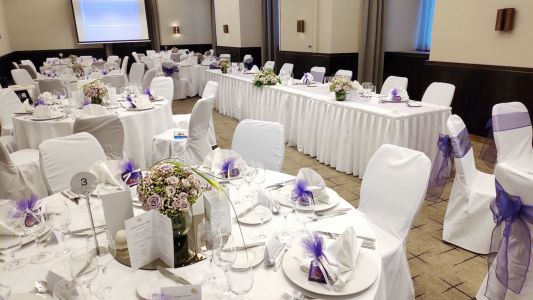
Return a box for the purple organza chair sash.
[481,111,532,167]
[485,180,533,300]
[244,59,254,70]
[162,65,179,77]
[427,127,472,198]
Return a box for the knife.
[264,179,295,190]
[156,266,191,285]
[65,224,106,235]
[222,241,265,252]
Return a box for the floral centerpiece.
[219,60,230,73]
[252,69,281,87]
[137,161,214,266]
[329,76,356,101]
[68,54,78,64]
[82,79,108,105]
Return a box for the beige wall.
[279,0,360,53]
[0,0,12,56]
[214,0,261,48]
[4,0,100,51]
[239,0,261,47]
[158,0,212,46]
[383,0,419,52]
[431,0,533,67]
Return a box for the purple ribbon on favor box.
[162,65,179,77]
[122,159,142,186]
[33,98,45,107]
[391,88,401,102]
[10,194,38,219]
[144,88,155,101]
[485,180,533,300]
[219,158,240,178]
[293,179,314,205]
[302,233,328,284]
[126,94,136,108]
[427,127,472,199]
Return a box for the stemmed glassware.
[69,248,99,298]
[53,279,86,300]
[362,82,373,99]
[227,257,254,299]
[196,222,218,288]
[293,194,315,235]
[45,199,72,258]
[270,189,293,242]
[213,234,237,296]
[242,167,257,202]
[21,210,52,264]
[255,191,271,242]
[0,217,26,271]
[86,230,115,299]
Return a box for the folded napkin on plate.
[294,168,330,204]
[33,105,55,118]
[20,100,34,113]
[249,65,260,73]
[81,104,108,116]
[388,87,409,102]
[202,148,246,177]
[89,160,122,186]
[132,96,154,109]
[0,219,18,236]
[301,72,314,84]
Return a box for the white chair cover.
[476,163,533,300]
[162,61,190,100]
[150,77,174,101]
[152,96,214,165]
[142,69,157,90]
[129,63,145,87]
[492,102,533,172]
[39,132,106,194]
[0,136,16,153]
[132,52,140,63]
[20,59,38,74]
[141,56,156,70]
[0,141,47,199]
[121,56,129,75]
[0,89,21,136]
[38,78,67,94]
[381,76,408,95]
[103,74,127,93]
[358,144,430,300]
[172,81,218,146]
[12,62,19,69]
[231,119,284,172]
[73,115,125,160]
[79,56,93,63]
[421,82,455,107]
[443,115,495,254]
[242,54,253,62]
[279,63,294,75]
[263,61,275,71]
[19,64,38,79]
[107,55,120,64]
[335,69,352,80]
[146,50,157,57]
[11,69,38,100]
[310,66,326,83]
[219,54,231,61]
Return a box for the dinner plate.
[30,113,65,121]
[407,101,423,107]
[282,247,378,296]
[230,246,265,269]
[276,185,340,212]
[0,228,51,249]
[152,96,166,102]
[137,274,181,299]
[237,206,272,225]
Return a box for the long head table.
[206,70,451,177]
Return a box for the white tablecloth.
[0,171,384,300]
[206,70,451,177]
[12,100,173,169]
[179,65,207,97]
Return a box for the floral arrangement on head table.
[329,76,357,95]
[252,69,281,87]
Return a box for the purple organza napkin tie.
[485,180,533,300]
[162,65,179,77]
[427,128,472,198]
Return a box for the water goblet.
[227,259,254,299]
[213,234,236,297]
[70,248,99,298]
[0,218,26,271]
[86,231,115,299]
[196,222,218,288]
[21,211,52,264]
[293,194,315,235]
[254,190,271,242]
[45,199,72,258]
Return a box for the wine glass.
[196,222,217,287]
[21,211,52,264]
[0,219,26,271]
[45,199,72,258]
[269,189,293,242]
[86,230,115,299]
[255,190,271,242]
[227,258,254,299]
[213,234,237,296]
[293,194,315,235]
[70,248,99,298]
[362,82,372,98]
[242,167,257,202]
[250,162,266,187]
[53,279,86,300]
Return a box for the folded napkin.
[132,95,154,109]
[294,168,330,204]
[301,73,314,84]
[202,148,246,177]
[38,92,56,105]
[249,65,260,73]
[89,160,122,187]
[81,104,108,116]
[33,105,55,118]
[388,87,409,102]
[0,219,18,236]
[20,100,34,113]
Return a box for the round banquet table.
[0,170,384,300]
[12,100,173,169]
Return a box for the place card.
[154,285,202,300]
[203,189,231,236]
[125,210,174,269]
[101,187,134,237]
[264,235,283,265]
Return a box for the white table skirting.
[206,70,451,177]
[0,170,384,300]
[12,100,173,169]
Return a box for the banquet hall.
[0,0,532,299]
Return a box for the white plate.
[407,101,423,107]
[127,106,154,111]
[197,166,242,180]
[8,294,44,300]
[137,274,181,299]
[30,113,65,121]
[231,246,265,269]
[282,247,378,296]
[276,185,340,212]
[0,228,51,249]
[237,206,272,225]
[152,96,166,102]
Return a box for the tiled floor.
[173,98,492,300]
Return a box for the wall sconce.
[297,20,305,33]
[223,24,229,33]
[495,8,515,31]
[173,26,180,34]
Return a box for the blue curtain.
[416,0,435,51]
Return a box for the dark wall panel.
[215,46,262,65]
[160,44,213,54]
[275,51,358,79]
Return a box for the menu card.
[203,189,232,236]
[125,210,174,269]
[101,188,134,238]
[152,285,202,299]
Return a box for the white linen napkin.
[202,148,246,173]
[388,87,409,101]
[39,92,55,105]
[33,105,54,118]
[20,100,34,113]
[324,227,362,291]
[0,220,18,236]
[296,168,330,204]
[89,160,122,187]
[132,95,154,109]
[301,72,314,84]
[81,104,108,116]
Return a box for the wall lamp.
[173,26,180,34]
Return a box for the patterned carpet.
[173,98,491,300]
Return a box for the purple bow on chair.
[485,180,533,300]
[162,65,179,77]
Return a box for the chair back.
[20,60,38,74]
[219,54,231,61]
[381,76,408,95]
[310,66,326,83]
[0,89,22,129]
[492,102,533,164]
[202,81,218,99]
[103,74,127,93]
[129,63,145,87]
[146,50,157,57]
[132,52,140,63]
[0,141,29,199]
[73,115,125,160]
[263,61,275,71]
[39,132,106,194]
[38,78,67,94]
[280,63,294,75]
[335,69,352,80]
[183,96,215,165]
[121,56,129,75]
[142,69,157,90]
[422,82,455,107]
[231,119,285,172]
[243,54,253,62]
[12,62,19,69]
[11,69,34,85]
[447,115,477,186]
[19,64,38,79]
[359,144,430,241]
[150,77,174,101]
[107,55,120,64]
